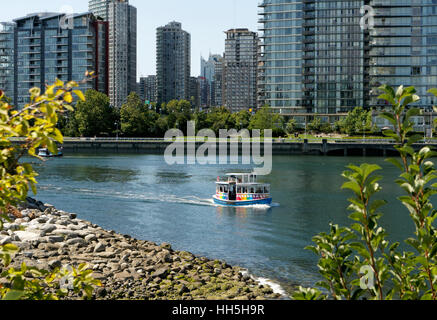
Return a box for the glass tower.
[223,29,258,112]
[12,12,108,107]
[89,0,137,108]
[258,0,304,114]
[369,0,437,112]
[259,0,437,124]
[156,21,191,105]
[0,22,16,103]
[88,0,110,20]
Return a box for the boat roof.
[216,182,269,186]
[226,173,257,176]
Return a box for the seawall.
[56,139,435,157]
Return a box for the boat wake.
[39,185,280,209]
[39,185,217,207]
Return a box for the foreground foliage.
[0,80,101,300]
[293,85,437,300]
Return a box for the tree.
[308,117,322,133]
[164,100,193,133]
[249,106,285,137]
[120,92,153,137]
[74,90,117,137]
[232,110,252,131]
[285,118,297,135]
[337,107,372,136]
[0,80,101,300]
[293,85,437,300]
[205,107,235,135]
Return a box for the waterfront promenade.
[13,137,436,157]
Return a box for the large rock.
[0,236,12,245]
[46,236,65,244]
[66,238,86,247]
[153,267,169,279]
[114,271,134,281]
[95,252,116,259]
[41,224,57,235]
[85,234,97,243]
[52,229,80,238]
[94,243,106,253]
[14,231,40,242]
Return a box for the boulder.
[66,238,86,247]
[153,267,169,279]
[0,236,12,245]
[94,243,106,253]
[85,234,97,243]
[14,231,40,242]
[41,224,57,235]
[114,271,134,282]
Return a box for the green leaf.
[342,181,361,195]
[2,290,24,301]
[385,158,404,171]
[73,90,85,102]
[46,139,58,155]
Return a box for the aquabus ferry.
[213,173,272,206]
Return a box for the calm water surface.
[33,153,422,294]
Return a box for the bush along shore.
[0,198,281,300]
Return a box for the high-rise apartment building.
[0,22,16,102]
[156,21,191,105]
[258,0,437,123]
[138,75,156,103]
[189,76,200,109]
[9,12,108,106]
[88,0,110,20]
[89,0,137,108]
[369,1,437,112]
[223,29,258,112]
[201,54,224,107]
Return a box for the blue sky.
[0,0,259,79]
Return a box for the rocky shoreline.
[0,199,282,300]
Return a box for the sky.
[0,0,259,79]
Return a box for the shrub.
[293,85,437,300]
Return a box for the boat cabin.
[216,173,270,202]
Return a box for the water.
[32,154,421,295]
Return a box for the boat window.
[243,187,247,194]
[237,186,241,193]
[220,186,223,193]
[256,187,262,194]
[224,186,228,193]
[264,187,269,194]
[250,187,255,194]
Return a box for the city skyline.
[0,0,258,79]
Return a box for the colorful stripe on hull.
[213,196,273,207]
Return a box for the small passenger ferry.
[213,173,272,206]
[38,147,63,158]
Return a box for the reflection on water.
[39,163,136,183]
[215,205,274,220]
[155,171,192,184]
[33,153,427,295]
